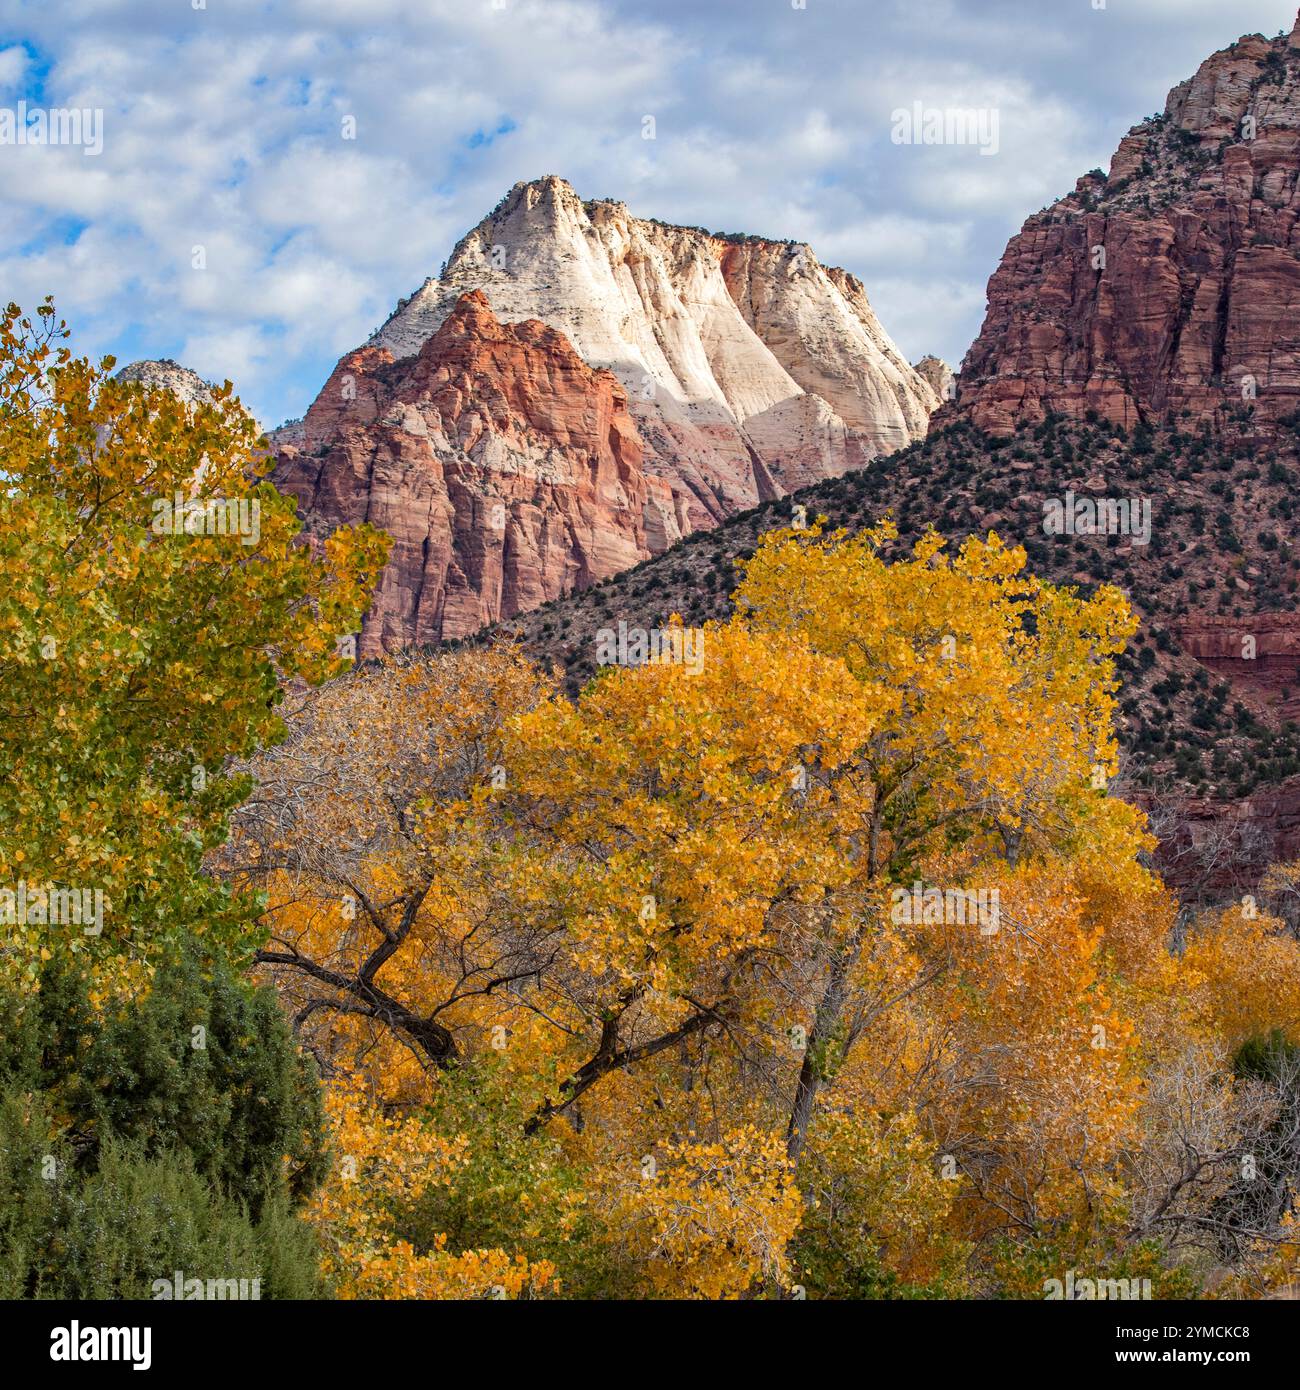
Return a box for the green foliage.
[985,1234,1202,1301]
[787,1208,964,1301]
[0,939,329,1298]
[0,1094,325,1299]
[0,304,383,1299]
[400,1059,636,1300]
[0,938,327,1213]
[0,1090,60,1298]
[0,300,389,973]
[1234,1029,1300,1083]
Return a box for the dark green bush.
[0,938,326,1213]
[0,1094,324,1299]
[0,938,328,1298]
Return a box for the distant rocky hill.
[114,358,221,412]
[913,354,955,403]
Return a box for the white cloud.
[0,45,28,92]
[0,0,1295,422]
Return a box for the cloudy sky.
[2,0,1297,427]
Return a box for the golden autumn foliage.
[16,301,1293,1300]
[602,1128,803,1300]
[307,1075,558,1300]
[0,300,389,977]
[230,521,1300,1299]
[1182,906,1300,1051]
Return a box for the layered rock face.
[273,291,666,652]
[280,176,939,649]
[371,176,938,531]
[955,14,1300,436]
[1176,614,1300,723]
[935,14,1300,884]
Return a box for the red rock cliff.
[954,14,1300,437]
[272,291,667,654]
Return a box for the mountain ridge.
[264,175,943,651]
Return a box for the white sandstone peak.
[369,177,938,529]
[913,355,955,404]
[114,358,218,411]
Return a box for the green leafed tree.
[0,300,389,975]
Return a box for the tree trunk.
[786,945,855,1162]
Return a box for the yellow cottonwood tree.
[307,1074,558,1299]
[0,300,388,973]
[233,515,1300,1298]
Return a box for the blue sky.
[2,0,1297,428]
